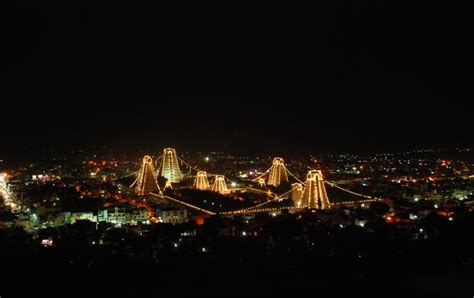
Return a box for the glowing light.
[205,157,210,162]
[231,182,237,188]
[211,175,229,194]
[302,170,330,209]
[242,231,247,236]
[267,158,289,187]
[291,183,303,207]
[41,238,53,247]
[130,155,161,196]
[159,148,183,183]
[164,180,173,189]
[195,171,210,190]
[201,247,207,252]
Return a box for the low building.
[157,209,189,224]
[129,208,148,224]
[107,207,127,224]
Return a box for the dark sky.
[1,0,471,156]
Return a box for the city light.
[302,170,330,209]
[159,148,183,183]
[268,158,289,187]
[195,171,210,190]
[211,175,229,194]
[131,155,160,196]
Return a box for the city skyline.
[1,1,472,296]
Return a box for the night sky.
[1,1,471,156]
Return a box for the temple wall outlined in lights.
[159,148,183,183]
[211,175,229,194]
[302,170,330,209]
[195,171,210,190]
[267,157,289,187]
[131,155,161,196]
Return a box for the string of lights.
[325,181,374,199]
[222,188,293,215]
[176,155,200,173]
[253,167,272,181]
[130,156,161,195]
[285,167,306,184]
[131,152,388,215]
[150,193,216,215]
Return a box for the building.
[195,171,210,190]
[107,207,127,224]
[211,175,229,194]
[302,170,330,209]
[157,209,189,224]
[159,148,183,183]
[267,157,289,187]
[131,155,161,196]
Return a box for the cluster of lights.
[211,175,229,194]
[135,152,391,217]
[0,173,21,212]
[267,158,289,187]
[302,170,330,209]
[195,171,210,190]
[291,183,304,207]
[130,155,161,196]
[159,148,183,183]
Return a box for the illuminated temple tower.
[164,180,173,189]
[131,156,161,196]
[211,175,228,194]
[302,170,330,209]
[267,157,289,187]
[291,183,304,207]
[159,148,183,183]
[195,171,210,190]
